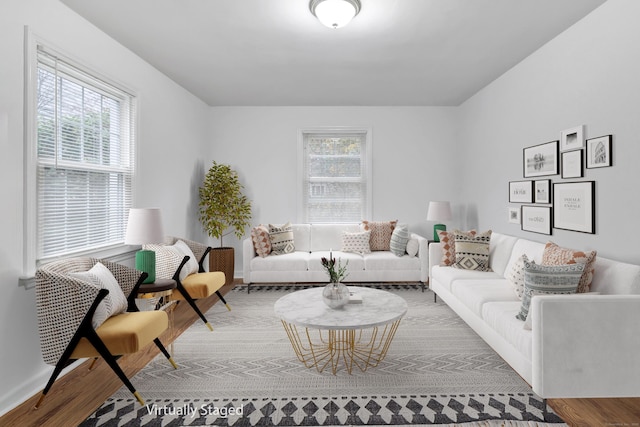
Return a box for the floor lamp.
[124,208,165,284]
[427,201,452,242]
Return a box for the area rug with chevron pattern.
[80,284,566,426]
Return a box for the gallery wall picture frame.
[586,135,612,169]
[523,140,559,178]
[561,149,584,179]
[560,125,584,152]
[534,179,551,204]
[508,207,521,224]
[509,180,533,203]
[553,181,595,234]
[521,205,552,235]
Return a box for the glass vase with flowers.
[321,251,350,308]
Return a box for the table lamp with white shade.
[124,208,165,284]
[426,201,452,242]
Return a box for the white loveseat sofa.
[429,232,640,398]
[243,223,429,286]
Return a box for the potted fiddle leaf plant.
[199,161,252,285]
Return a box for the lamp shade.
[310,0,361,29]
[124,208,165,245]
[426,201,452,222]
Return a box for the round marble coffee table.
[274,286,408,374]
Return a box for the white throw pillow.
[405,239,419,257]
[342,230,371,254]
[173,240,200,279]
[70,262,128,329]
[507,255,527,300]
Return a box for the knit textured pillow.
[437,229,476,266]
[362,220,397,251]
[70,262,128,329]
[144,244,183,280]
[390,225,410,257]
[506,254,527,300]
[516,258,585,322]
[453,229,492,271]
[342,231,371,254]
[542,242,597,293]
[251,225,271,257]
[269,222,295,255]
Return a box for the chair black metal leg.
[216,290,231,311]
[176,282,213,331]
[154,338,177,368]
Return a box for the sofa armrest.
[243,237,256,284]
[531,294,640,398]
[428,242,443,282]
[410,233,429,283]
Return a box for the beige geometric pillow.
[507,254,527,300]
[251,225,271,257]
[269,222,295,255]
[437,229,476,266]
[453,229,492,272]
[342,230,371,254]
[542,241,597,293]
[362,220,397,251]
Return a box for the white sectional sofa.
[429,232,640,398]
[243,223,429,285]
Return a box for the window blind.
[301,131,368,223]
[36,47,135,261]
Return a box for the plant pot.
[209,247,235,286]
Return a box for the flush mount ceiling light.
[310,0,361,29]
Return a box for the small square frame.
[586,135,612,168]
[561,149,584,179]
[508,207,521,224]
[560,125,584,152]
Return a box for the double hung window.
[299,129,371,223]
[28,44,136,267]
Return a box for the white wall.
[0,0,209,415]
[206,106,459,272]
[457,0,640,264]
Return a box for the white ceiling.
[60,0,606,107]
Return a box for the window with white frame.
[28,44,136,265]
[299,129,371,223]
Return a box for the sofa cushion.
[363,251,420,271]
[516,258,585,321]
[341,231,371,254]
[450,280,519,317]
[542,241,597,293]
[250,252,309,272]
[482,301,533,362]
[308,251,364,274]
[310,223,360,252]
[431,265,503,292]
[251,225,271,257]
[503,239,546,279]
[269,222,295,255]
[488,233,519,277]
[362,220,397,251]
[453,230,492,272]
[390,225,410,256]
[590,256,640,295]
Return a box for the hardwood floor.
[1,282,638,427]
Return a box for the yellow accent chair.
[163,237,229,331]
[34,258,176,408]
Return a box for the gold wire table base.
[280,319,402,375]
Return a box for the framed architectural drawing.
[586,135,612,168]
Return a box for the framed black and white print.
[586,135,612,168]
[521,205,552,235]
[509,180,533,203]
[553,181,595,234]
[508,207,521,224]
[561,149,583,179]
[534,179,551,204]
[560,125,584,152]
[523,140,558,178]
